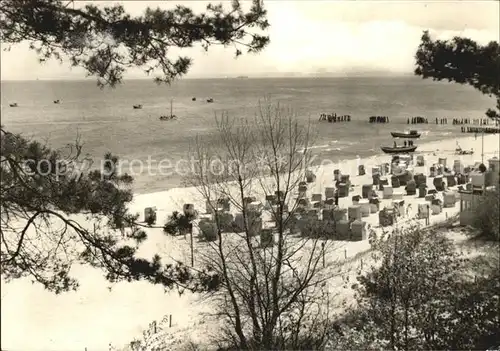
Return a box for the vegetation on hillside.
[328,223,500,350]
[472,187,500,241]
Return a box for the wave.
[283,88,311,93]
[296,142,337,153]
[6,120,118,125]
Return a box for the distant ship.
[236,75,249,79]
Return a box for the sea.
[1,76,494,194]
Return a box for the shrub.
[473,187,499,241]
[163,211,194,236]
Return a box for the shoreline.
[124,132,499,349]
[1,132,499,351]
[130,132,498,198]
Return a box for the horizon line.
[1,72,415,82]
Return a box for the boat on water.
[54,99,60,104]
[381,145,418,154]
[159,115,176,120]
[133,104,143,109]
[391,130,421,138]
[160,99,177,121]
[455,142,474,155]
[9,103,18,107]
[206,98,214,103]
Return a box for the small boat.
[159,115,176,120]
[455,149,474,155]
[381,145,418,154]
[160,99,177,121]
[192,97,196,101]
[391,130,421,138]
[206,98,214,103]
[455,143,474,155]
[133,104,143,109]
[54,99,60,104]
[9,103,18,107]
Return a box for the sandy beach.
[1,133,499,351]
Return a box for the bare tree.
[183,99,343,349]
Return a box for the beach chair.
[358,199,370,217]
[260,229,274,248]
[369,198,380,213]
[348,205,362,221]
[351,220,367,241]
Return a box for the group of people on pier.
[319,113,351,122]
[369,116,389,123]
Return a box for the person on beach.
[406,203,412,217]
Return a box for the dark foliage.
[415,31,500,118]
[330,224,500,350]
[472,187,500,241]
[0,0,269,87]
[0,127,215,293]
[163,211,195,236]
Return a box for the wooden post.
[153,320,157,333]
[321,242,325,267]
[481,129,484,164]
[344,248,347,259]
[169,314,172,328]
[361,258,363,270]
[190,224,194,267]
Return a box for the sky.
[1,0,499,80]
